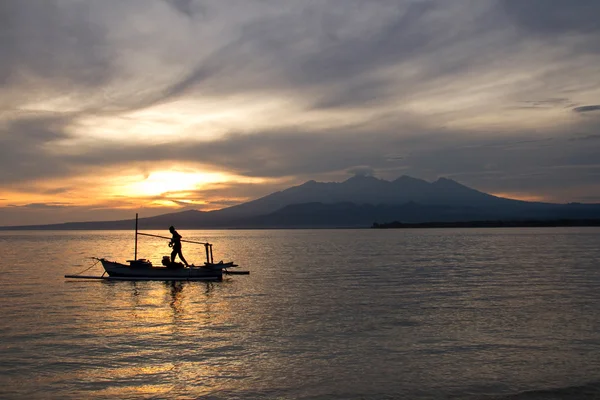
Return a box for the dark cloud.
[511,98,575,110]
[575,195,600,203]
[462,138,556,150]
[570,134,600,142]
[0,113,75,184]
[163,0,196,17]
[400,135,600,197]
[499,0,600,62]
[311,77,393,110]
[574,105,600,113]
[500,0,600,35]
[42,187,74,195]
[264,1,437,86]
[0,0,112,91]
[347,167,376,177]
[22,202,72,209]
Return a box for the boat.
[97,258,237,281]
[65,214,248,281]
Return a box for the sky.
[1,0,600,226]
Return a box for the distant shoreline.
[372,219,600,229]
[2,219,600,231]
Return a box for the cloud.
[21,202,73,209]
[71,1,505,113]
[500,0,600,36]
[402,135,600,200]
[2,0,600,225]
[0,202,169,226]
[0,1,113,99]
[154,180,291,210]
[1,0,593,115]
[574,105,600,113]
[163,0,197,17]
[569,134,600,142]
[222,1,505,111]
[0,113,76,184]
[347,167,376,177]
[511,98,576,110]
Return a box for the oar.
[137,232,211,246]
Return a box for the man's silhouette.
[169,226,189,267]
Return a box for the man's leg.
[178,249,189,266]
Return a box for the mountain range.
[3,175,600,230]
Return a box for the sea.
[0,228,599,399]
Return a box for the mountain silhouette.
[2,175,600,229]
[209,175,523,219]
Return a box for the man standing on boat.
[169,226,189,267]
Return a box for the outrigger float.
[65,214,249,281]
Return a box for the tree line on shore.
[372,219,600,229]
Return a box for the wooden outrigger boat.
[97,258,235,281]
[65,214,248,281]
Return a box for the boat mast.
[134,213,138,260]
[204,243,214,263]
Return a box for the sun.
[127,171,227,197]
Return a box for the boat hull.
[100,259,224,281]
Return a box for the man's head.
[169,226,175,232]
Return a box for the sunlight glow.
[491,192,548,202]
[126,171,227,197]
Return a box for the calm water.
[0,228,599,399]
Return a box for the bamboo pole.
[137,231,210,246]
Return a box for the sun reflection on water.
[65,280,244,398]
